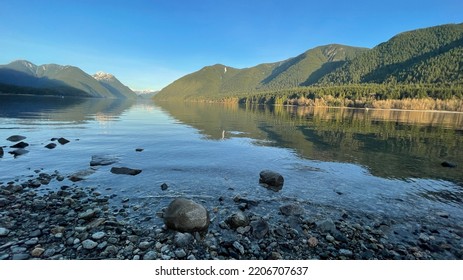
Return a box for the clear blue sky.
[1,0,461,90]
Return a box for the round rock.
[82,239,98,250]
[164,198,210,232]
[226,211,250,229]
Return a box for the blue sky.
[1,0,462,90]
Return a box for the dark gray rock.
[164,198,210,232]
[90,155,119,166]
[8,148,29,157]
[174,232,194,247]
[57,137,70,145]
[45,143,57,149]
[110,167,142,176]
[82,239,98,250]
[143,250,157,260]
[135,148,144,152]
[251,218,269,239]
[226,211,250,229]
[441,161,457,168]
[10,141,29,148]
[316,219,337,234]
[279,204,305,216]
[161,183,169,191]
[6,135,26,142]
[12,253,29,260]
[0,147,3,157]
[259,170,284,191]
[0,227,10,237]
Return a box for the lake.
[1,95,463,248]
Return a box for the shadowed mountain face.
[156,23,463,101]
[0,60,136,99]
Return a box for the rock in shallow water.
[90,155,119,166]
[110,167,142,176]
[226,211,250,229]
[6,135,26,142]
[259,170,284,191]
[44,143,57,149]
[164,198,210,232]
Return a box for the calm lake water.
[1,95,462,232]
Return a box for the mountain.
[0,60,136,98]
[319,23,463,85]
[155,23,463,101]
[155,44,368,100]
[93,71,136,99]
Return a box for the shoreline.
[1,170,462,260]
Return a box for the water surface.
[1,95,462,233]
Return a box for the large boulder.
[164,198,210,232]
[259,170,284,191]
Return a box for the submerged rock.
[8,148,29,157]
[0,147,3,157]
[45,143,57,149]
[280,204,305,216]
[164,198,210,232]
[226,211,250,229]
[10,141,29,149]
[110,167,142,176]
[90,155,119,166]
[68,169,96,182]
[57,137,70,145]
[6,135,26,142]
[259,170,284,191]
[441,161,457,168]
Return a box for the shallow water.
[1,95,462,229]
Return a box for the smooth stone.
[79,209,97,220]
[143,251,157,260]
[326,235,335,242]
[436,211,449,218]
[31,247,45,257]
[10,141,29,148]
[0,227,10,237]
[308,237,319,247]
[45,143,57,149]
[251,218,269,239]
[135,148,144,152]
[174,249,187,258]
[82,239,98,250]
[279,204,305,216]
[160,183,169,191]
[226,211,250,229]
[339,249,353,257]
[8,148,29,157]
[259,170,284,191]
[174,232,194,247]
[90,155,119,166]
[29,229,42,237]
[7,135,26,142]
[139,241,151,250]
[57,137,70,145]
[110,167,142,176]
[316,219,337,234]
[12,253,29,260]
[0,147,3,157]
[91,231,106,240]
[164,198,210,232]
[68,169,96,182]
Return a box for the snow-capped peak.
[93,71,115,81]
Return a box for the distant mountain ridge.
[0,60,136,98]
[155,23,463,101]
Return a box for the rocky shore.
[1,169,462,260]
